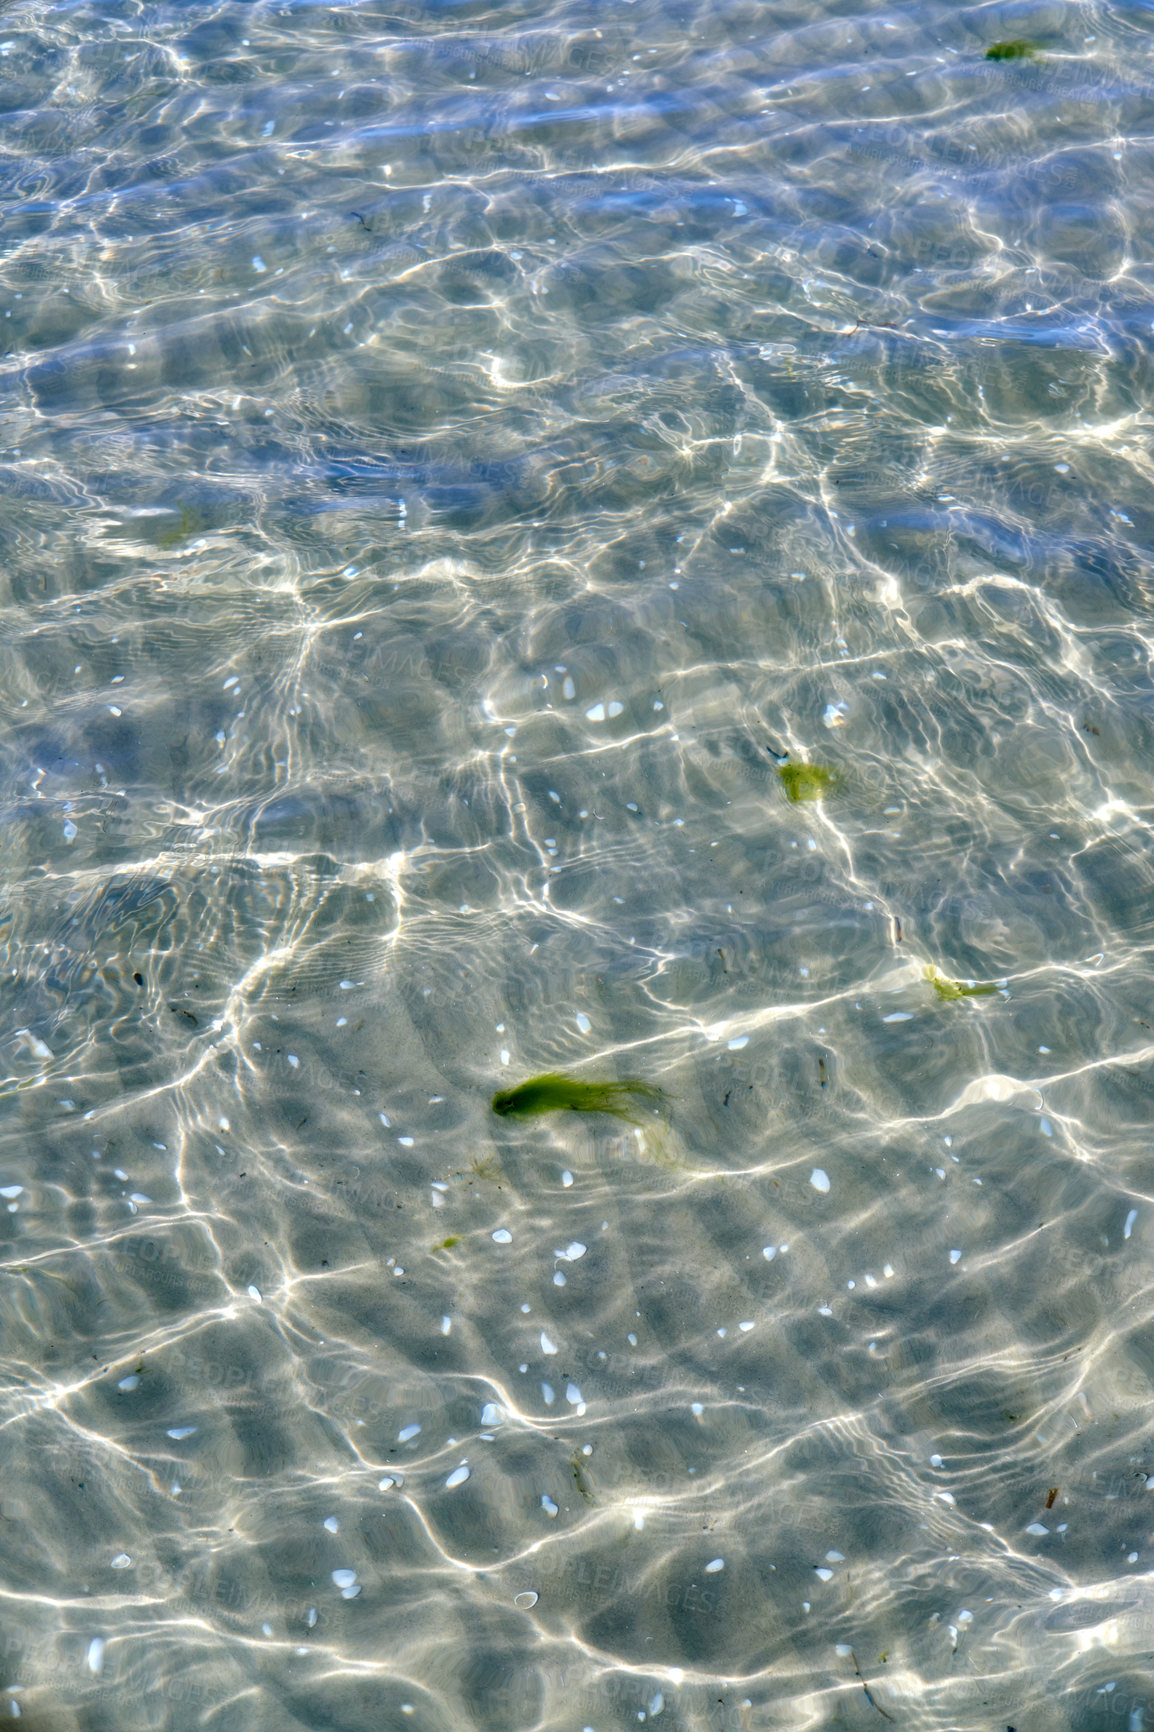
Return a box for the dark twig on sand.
[850,1650,895,1722]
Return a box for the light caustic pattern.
[0,0,1153,1727]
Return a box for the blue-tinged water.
[2,2,1154,1727]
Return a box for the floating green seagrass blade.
[491,1073,667,1124]
[925,967,1002,1001]
[985,39,1038,60]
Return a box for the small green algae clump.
[491,1073,667,1124]
[926,967,1002,1001]
[571,1451,595,1502]
[985,39,1038,60]
[778,762,840,803]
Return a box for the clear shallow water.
[3,0,1154,1726]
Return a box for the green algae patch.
[926,967,1002,1001]
[985,39,1038,60]
[778,762,840,803]
[431,1236,462,1254]
[571,1451,595,1502]
[491,1073,667,1125]
[157,500,201,549]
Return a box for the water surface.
[2,2,1154,1728]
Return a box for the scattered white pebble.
[561,1169,573,1187]
[575,1012,591,1033]
[514,1590,538,1609]
[110,1554,132,1569]
[117,1375,139,1391]
[86,1638,104,1674]
[445,1465,470,1489]
[882,1012,913,1023]
[540,1332,558,1355]
[378,1475,402,1491]
[823,701,849,728]
[727,1035,749,1050]
[247,1285,262,1303]
[607,700,623,717]
[398,1423,421,1443]
[585,703,606,722]
[324,1517,339,1533]
[949,1249,961,1265]
[705,1558,724,1573]
[166,1427,197,1440]
[252,255,267,272]
[555,1242,586,1261]
[492,1228,512,1244]
[810,1168,830,1194]
[1026,1523,1049,1537]
[542,1494,558,1516]
[562,677,576,700]
[331,1569,358,1589]
[1125,1209,1138,1240]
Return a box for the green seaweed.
[463,1152,502,1184]
[491,1073,667,1124]
[571,1451,595,1502]
[157,500,200,549]
[778,762,840,803]
[431,1236,462,1254]
[925,967,1001,1001]
[985,39,1038,60]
